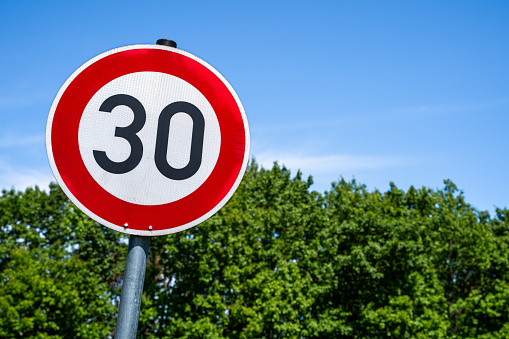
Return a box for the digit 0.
[155,102,205,180]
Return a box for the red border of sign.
[46,45,249,236]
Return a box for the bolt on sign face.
[46,44,250,236]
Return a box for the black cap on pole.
[157,39,177,48]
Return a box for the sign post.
[114,39,177,339]
[46,38,250,337]
[115,236,150,338]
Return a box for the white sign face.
[78,71,221,205]
[46,45,250,236]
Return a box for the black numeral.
[93,94,145,174]
[93,95,205,179]
[155,102,205,180]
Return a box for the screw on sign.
[46,41,250,236]
[46,39,249,338]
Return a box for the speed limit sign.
[46,44,250,236]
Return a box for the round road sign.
[46,44,250,236]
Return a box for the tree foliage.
[0,161,508,338]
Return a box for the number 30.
[93,94,205,180]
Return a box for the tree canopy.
[1,161,508,338]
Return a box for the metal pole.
[114,39,176,339]
[114,235,151,339]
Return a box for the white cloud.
[256,151,410,174]
[0,160,54,192]
[389,100,504,117]
[0,132,51,191]
[0,88,52,112]
[252,99,507,135]
[0,133,45,147]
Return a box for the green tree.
[1,162,509,338]
[142,162,330,338]
[0,184,123,338]
[320,179,509,338]
[0,247,115,338]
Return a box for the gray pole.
[114,39,177,339]
[114,235,150,339]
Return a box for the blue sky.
[1,1,508,215]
